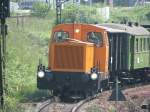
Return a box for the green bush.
[3,17,52,111]
[2,97,23,112]
[62,4,104,24]
[109,5,150,24]
[32,2,50,18]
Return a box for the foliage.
[32,2,50,18]
[62,4,104,24]
[0,17,53,111]
[109,5,150,24]
[1,97,23,112]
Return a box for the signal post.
[0,0,10,108]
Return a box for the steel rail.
[71,94,100,112]
[36,75,150,112]
[71,81,150,112]
[38,98,54,112]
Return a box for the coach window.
[54,31,69,42]
[87,32,103,47]
[140,38,143,51]
[135,38,139,52]
[145,38,149,51]
[143,38,146,51]
[148,38,150,50]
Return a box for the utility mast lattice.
[135,0,146,6]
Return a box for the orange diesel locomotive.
[37,23,109,97]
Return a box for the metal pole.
[0,28,4,107]
[89,0,92,6]
[116,75,119,101]
[56,0,62,24]
[56,0,69,24]
[0,18,6,108]
[0,0,10,108]
[115,75,119,110]
[148,103,150,112]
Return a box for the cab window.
[54,31,69,42]
[87,32,103,47]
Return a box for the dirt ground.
[20,85,150,112]
[78,85,150,112]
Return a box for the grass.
[0,16,54,112]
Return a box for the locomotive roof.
[97,23,150,36]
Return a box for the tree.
[31,2,50,17]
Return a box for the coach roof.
[97,23,150,36]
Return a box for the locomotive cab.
[37,23,109,97]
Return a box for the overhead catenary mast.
[56,0,69,24]
[108,0,113,7]
[135,0,146,6]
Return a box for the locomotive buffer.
[0,0,10,108]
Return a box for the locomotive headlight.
[91,73,98,80]
[38,71,45,78]
[75,29,80,33]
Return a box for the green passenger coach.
[99,23,150,83]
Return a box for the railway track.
[38,99,53,112]
[37,97,78,112]
[37,98,82,112]
[37,94,100,112]
[71,97,94,112]
[36,82,150,112]
[72,82,150,112]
